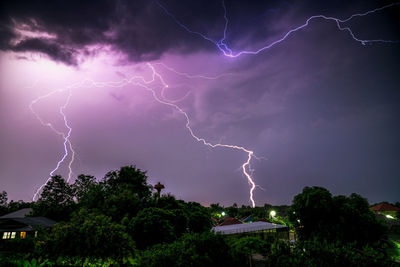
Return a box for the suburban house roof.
[241,215,254,223]
[0,209,56,232]
[213,221,287,235]
[0,208,33,219]
[370,203,400,212]
[219,217,242,226]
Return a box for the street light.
[270,210,276,217]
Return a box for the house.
[370,203,400,218]
[212,221,289,240]
[0,208,56,240]
[218,216,243,226]
[241,215,254,223]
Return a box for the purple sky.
[0,0,399,206]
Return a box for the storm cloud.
[2,0,397,64]
[0,0,399,205]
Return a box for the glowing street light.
[221,212,226,216]
[270,210,276,217]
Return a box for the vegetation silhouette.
[0,166,398,266]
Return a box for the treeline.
[0,165,398,266]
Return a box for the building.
[370,203,400,231]
[370,202,400,217]
[218,216,243,226]
[0,208,56,240]
[212,221,289,240]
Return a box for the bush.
[39,208,135,259]
[139,232,234,267]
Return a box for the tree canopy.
[289,186,387,247]
[32,175,75,221]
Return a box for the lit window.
[34,231,38,238]
[2,232,11,239]
[11,232,16,239]
[20,232,26,239]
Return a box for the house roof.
[219,217,242,226]
[213,221,287,235]
[0,208,32,219]
[0,217,56,232]
[241,215,254,223]
[370,203,400,212]
[0,209,56,231]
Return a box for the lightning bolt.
[157,1,399,58]
[30,88,75,200]
[147,63,257,207]
[154,62,234,80]
[30,1,398,206]
[30,64,259,206]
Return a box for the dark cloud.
[11,38,77,65]
[3,0,396,65]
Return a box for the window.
[20,232,26,239]
[11,232,16,239]
[34,231,38,238]
[2,232,11,239]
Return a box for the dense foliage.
[0,167,398,266]
[288,186,388,247]
[139,232,234,267]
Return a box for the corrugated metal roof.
[212,221,287,235]
[0,208,33,218]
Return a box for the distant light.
[221,212,226,216]
[386,214,394,219]
[270,210,276,217]
[297,219,301,223]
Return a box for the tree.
[103,188,143,221]
[185,202,212,233]
[226,203,239,218]
[7,200,32,213]
[0,191,7,215]
[230,236,272,265]
[32,175,75,221]
[130,207,176,249]
[289,186,387,247]
[72,174,97,202]
[332,193,387,246]
[154,194,212,235]
[0,191,7,206]
[139,232,234,267]
[286,239,396,267]
[40,208,134,259]
[74,181,106,211]
[289,186,334,240]
[104,165,152,200]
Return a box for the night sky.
[0,0,399,206]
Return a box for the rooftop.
[0,208,33,219]
[370,203,400,212]
[219,217,243,226]
[212,221,287,235]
